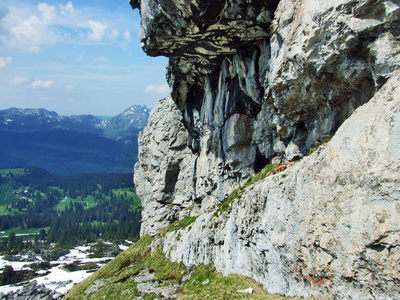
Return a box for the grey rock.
[135,0,400,237]
[134,96,196,236]
[237,287,253,294]
[136,280,160,294]
[41,249,70,262]
[1,281,63,300]
[201,279,209,286]
[134,268,155,283]
[134,268,178,299]
[84,279,105,294]
[160,72,400,299]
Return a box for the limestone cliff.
[133,0,400,298]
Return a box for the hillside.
[69,0,400,299]
[0,167,141,247]
[0,105,149,175]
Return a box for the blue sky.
[0,0,169,116]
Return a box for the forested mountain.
[0,106,150,175]
[0,167,141,250]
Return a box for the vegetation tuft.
[308,135,333,155]
[213,163,281,218]
[158,216,199,237]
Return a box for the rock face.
[133,0,400,298]
[135,97,196,236]
[161,72,400,299]
[135,0,400,219]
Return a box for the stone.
[134,96,196,236]
[1,280,64,300]
[84,279,105,294]
[134,268,179,299]
[134,268,156,283]
[237,287,253,294]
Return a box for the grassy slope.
[66,234,313,300]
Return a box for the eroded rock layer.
[133,0,400,298]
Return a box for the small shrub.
[159,216,199,237]
[213,163,282,217]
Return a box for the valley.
[0,167,142,295]
[0,167,141,247]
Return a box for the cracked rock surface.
[160,71,400,299]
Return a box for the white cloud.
[9,15,43,53]
[31,80,53,88]
[95,56,108,63]
[144,83,169,94]
[12,76,29,84]
[37,3,56,24]
[110,29,119,39]
[65,84,74,90]
[88,20,107,41]
[124,30,131,43]
[3,3,59,53]
[59,1,75,16]
[0,2,136,53]
[0,56,11,68]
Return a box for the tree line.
[0,167,142,250]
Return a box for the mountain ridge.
[0,105,149,139]
[0,105,150,175]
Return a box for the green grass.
[0,179,24,215]
[1,227,49,241]
[55,195,98,211]
[55,188,140,212]
[158,216,199,237]
[3,227,42,235]
[213,163,281,218]
[0,168,25,177]
[179,264,297,300]
[114,187,142,209]
[65,234,154,300]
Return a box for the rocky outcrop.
[132,0,400,298]
[160,71,400,299]
[135,97,196,236]
[134,0,400,226]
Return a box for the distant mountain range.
[0,106,150,175]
